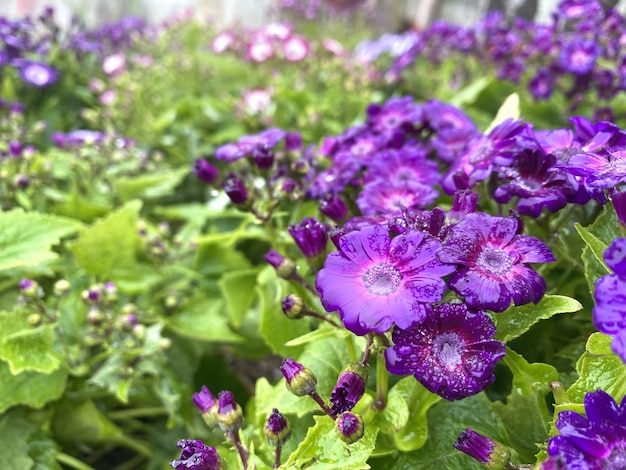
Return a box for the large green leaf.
[71,200,142,278]
[0,361,67,413]
[0,209,82,272]
[567,332,626,403]
[218,269,260,328]
[52,399,122,445]
[113,167,189,201]
[165,298,244,343]
[495,295,582,343]
[284,415,378,470]
[0,408,39,468]
[0,311,62,374]
[387,377,440,452]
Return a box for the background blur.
[2,0,613,30]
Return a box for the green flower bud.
[281,294,305,319]
[280,358,318,397]
[53,279,71,297]
[217,391,243,433]
[264,408,291,447]
[335,412,364,444]
[27,313,42,327]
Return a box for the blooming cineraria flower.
[356,178,439,217]
[542,389,626,469]
[559,38,601,75]
[170,439,221,470]
[215,128,286,162]
[365,96,423,144]
[562,146,626,189]
[17,61,59,87]
[281,34,310,62]
[385,302,505,400]
[363,146,440,187]
[316,224,455,335]
[438,212,555,312]
[593,238,626,363]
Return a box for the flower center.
[606,442,626,469]
[432,332,464,370]
[362,264,402,296]
[476,246,516,276]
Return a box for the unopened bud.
[335,412,364,444]
[280,358,317,397]
[453,428,511,470]
[19,279,41,298]
[53,279,71,297]
[264,249,296,279]
[27,313,42,327]
[217,390,243,433]
[264,408,291,446]
[86,308,105,326]
[193,385,219,427]
[281,294,305,319]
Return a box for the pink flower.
[102,52,126,76]
[281,34,310,62]
[246,35,275,62]
[211,31,235,54]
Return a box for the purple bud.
[280,358,318,396]
[319,194,348,223]
[281,294,305,319]
[448,190,479,223]
[19,279,40,298]
[193,159,219,185]
[287,217,330,259]
[285,132,302,151]
[264,249,296,278]
[453,429,511,468]
[330,363,368,417]
[263,408,291,446]
[170,439,221,470]
[221,173,248,205]
[252,144,275,170]
[217,390,243,433]
[192,385,217,413]
[335,412,364,444]
[8,141,23,157]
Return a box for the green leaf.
[0,361,67,413]
[52,399,122,445]
[567,332,626,403]
[574,223,611,273]
[71,200,142,278]
[448,76,492,108]
[0,408,38,468]
[495,295,582,343]
[0,209,82,272]
[387,377,440,451]
[285,326,350,347]
[0,312,62,374]
[257,267,310,357]
[284,415,378,470]
[484,92,520,133]
[497,349,556,462]
[388,393,510,469]
[165,298,244,343]
[113,167,189,201]
[373,387,409,435]
[218,269,260,328]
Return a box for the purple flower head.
[281,294,305,319]
[388,207,447,239]
[330,363,368,417]
[494,150,576,217]
[288,217,330,259]
[558,0,602,20]
[170,439,221,470]
[193,159,219,185]
[593,239,626,363]
[335,412,365,444]
[363,146,440,187]
[316,224,455,335]
[562,146,626,190]
[280,358,318,396]
[357,179,439,218]
[529,68,556,101]
[252,144,275,170]
[319,193,348,223]
[385,302,505,401]
[211,31,235,54]
[18,61,59,87]
[365,97,423,143]
[246,34,275,63]
[217,390,243,433]
[438,212,556,312]
[544,389,626,468]
[215,128,286,163]
[51,130,105,149]
[559,38,601,75]
[264,408,291,446]
[221,173,248,205]
[192,385,217,414]
[454,429,511,467]
[442,119,530,194]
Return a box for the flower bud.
[221,173,249,206]
[335,412,364,444]
[27,313,42,327]
[159,337,173,350]
[252,144,275,170]
[121,303,138,316]
[288,217,330,261]
[193,158,219,185]
[86,308,105,326]
[170,439,222,470]
[82,285,102,304]
[53,279,71,297]
[132,324,146,341]
[193,385,219,427]
[19,279,41,299]
[103,282,117,302]
[280,358,317,397]
[453,428,511,470]
[319,193,348,223]
[264,249,297,279]
[330,363,368,417]
[217,390,243,433]
[263,408,291,446]
[281,294,305,319]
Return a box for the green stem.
[344,335,358,364]
[56,453,96,470]
[107,407,168,420]
[374,347,388,410]
[110,436,152,458]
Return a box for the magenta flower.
[356,179,439,218]
[562,146,626,189]
[454,428,511,467]
[543,390,626,469]
[281,34,310,62]
[438,212,555,312]
[316,224,455,335]
[385,302,505,400]
[18,61,59,87]
[170,439,221,470]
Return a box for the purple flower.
[529,68,555,100]
[288,217,330,259]
[385,302,505,401]
[365,96,423,143]
[356,179,439,218]
[281,34,310,62]
[363,146,440,187]
[454,428,511,467]
[319,193,349,223]
[316,224,455,335]
[438,212,556,312]
[217,390,243,432]
[611,189,626,227]
[18,61,59,87]
[170,439,221,470]
[193,159,219,184]
[562,146,626,189]
[543,390,626,468]
[494,150,576,217]
[221,173,248,205]
[192,385,217,414]
[559,38,601,75]
[329,363,368,417]
[593,239,626,363]
[215,128,286,163]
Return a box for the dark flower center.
[432,332,464,370]
[476,246,516,276]
[362,264,402,296]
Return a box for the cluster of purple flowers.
[358,0,626,120]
